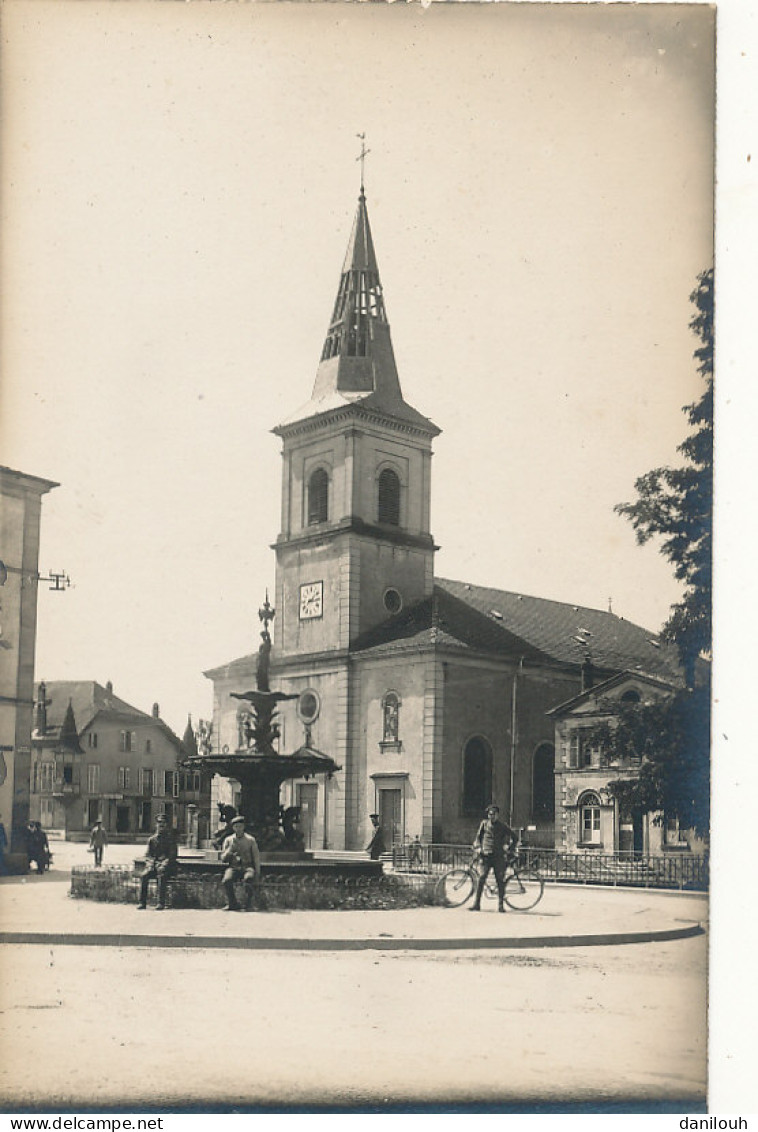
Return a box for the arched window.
[532,743,555,820]
[307,468,329,525]
[579,791,602,846]
[382,692,400,743]
[377,468,401,526]
[621,689,641,704]
[462,736,493,816]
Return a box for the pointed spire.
[59,699,83,753]
[316,191,394,389]
[275,186,439,437]
[182,715,199,760]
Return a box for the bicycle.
[436,849,544,911]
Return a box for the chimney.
[581,655,594,693]
[152,703,160,719]
[106,681,113,695]
[34,681,48,734]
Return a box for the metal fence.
[390,843,708,892]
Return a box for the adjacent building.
[0,465,58,852]
[205,187,692,856]
[30,680,211,841]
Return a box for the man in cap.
[471,803,518,912]
[366,813,386,861]
[89,818,108,866]
[220,815,261,911]
[137,814,177,910]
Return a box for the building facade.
[550,670,704,857]
[30,680,211,841]
[206,189,687,855]
[0,465,58,852]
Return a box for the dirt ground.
[0,932,706,1111]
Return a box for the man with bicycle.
[471,803,518,913]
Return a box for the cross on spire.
[356,133,370,193]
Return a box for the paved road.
[0,846,707,1111]
[0,936,706,1109]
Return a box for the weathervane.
[356,132,370,191]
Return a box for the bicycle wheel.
[437,868,475,907]
[504,869,544,911]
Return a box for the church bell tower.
[272,184,440,658]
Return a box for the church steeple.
[278,190,438,435]
[313,189,403,408]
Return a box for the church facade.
[205,189,683,854]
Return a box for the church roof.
[32,680,182,748]
[351,578,683,681]
[274,191,439,437]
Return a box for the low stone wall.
[70,865,440,910]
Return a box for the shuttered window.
[377,469,400,526]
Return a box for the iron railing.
[390,842,708,891]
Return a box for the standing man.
[137,814,177,911]
[471,803,518,913]
[220,815,261,912]
[89,818,108,867]
[366,813,386,861]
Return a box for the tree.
[589,270,713,836]
[588,683,711,838]
[616,267,713,687]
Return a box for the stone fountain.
[181,596,380,879]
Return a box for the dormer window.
[308,468,329,525]
[377,468,400,526]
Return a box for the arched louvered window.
[532,743,555,820]
[462,736,493,816]
[307,468,329,525]
[377,468,400,526]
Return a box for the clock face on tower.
[299,581,323,620]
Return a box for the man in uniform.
[220,815,261,911]
[89,818,108,866]
[366,813,386,861]
[137,814,177,910]
[471,803,518,912]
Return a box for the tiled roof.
[351,578,682,681]
[33,681,181,747]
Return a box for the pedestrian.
[220,815,261,911]
[0,813,7,875]
[366,813,386,861]
[89,818,108,866]
[470,803,518,913]
[137,814,177,910]
[26,821,50,873]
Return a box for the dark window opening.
[532,743,555,820]
[378,469,401,526]
[308,468,329,525]
[462,737,493,816]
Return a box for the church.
[205,186,683,854]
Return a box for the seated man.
[137,814,177,911]
[220,815,261,912]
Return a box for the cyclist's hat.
[231,815,246,826]
[486,803,500,812]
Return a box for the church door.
[379,788,402,849]
[297,783,318,849]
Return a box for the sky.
[2,0,714,739]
